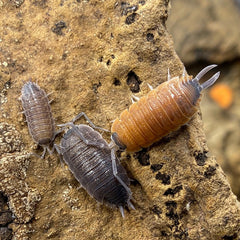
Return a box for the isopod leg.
[41,147,47,159]
[146,82,153,91]
[128,201,135,210]
[28,152,42,159]
[54,144,66,168]
[131,95,140,102]
[53,128,65,141]
[46,145,56,156]
[46,91,53,97]
[119,206,125,218]
[71,112,109,132]
[182,67,187,79]
[167,68,171,81]
[110,148,132,196]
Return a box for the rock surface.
[0,0,240,239]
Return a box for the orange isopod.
[111,65,220,152]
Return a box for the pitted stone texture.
[0,0,240,239]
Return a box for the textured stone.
[0,0,240,239]
[0,152,41,224]
[0,122,24,155]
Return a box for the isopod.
[21,81,55,158]
[111,64,220,152]
[57,113,134,217]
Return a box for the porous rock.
[0,0,240,239]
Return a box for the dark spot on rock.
[125,13,138,24]
[76,0,81,2]
[52,21,67,36]
[137,56,143,62]
[146,33,154,41]
[0,193,14,226]
[0,209,13,226]
[204,165,216,178]
[134,149,150,166]
[106,59,111,66]
[62,53,67,60]
[113,78,121,86]
[0,227,12,240]
[120,2,138,16]
[156,172,170,185]
[98,56,103,62]
[126,71,142,93]
[32,0,47,8]
[150,205,162,217]
[164,185,183,197]
[165,201,179,225]
[0,193,13,240]
[111,54,115,59]
[165,201,177,209]
[92,82,102,94]
[150,164,163,172]
[174,229,189,239]
[129,178,141,186]
[194,150,208,166]
[161,231,168,237]
[222,233,238,240]
[113,151,120,159]
[4,80,11,89]
[94,10,103,20]
[139,0,145,5]
[126,154,131,160]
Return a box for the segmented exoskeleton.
[111,65,220,152]
[21,81,55,158]
[57,113,134,217]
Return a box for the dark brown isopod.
[21,81,55,157]
[57,113,134,217]
[111,65,220,152]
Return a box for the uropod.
[57,113,134,218]
[111,65,220,152]
[21,81,56,158]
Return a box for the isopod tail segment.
[192,64,220,90]
[110,64,220,152]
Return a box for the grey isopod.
[21,81,56,158]
[57,113,134,217]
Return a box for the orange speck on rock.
[209,83,233,109]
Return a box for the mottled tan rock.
[167,0,240,64]
[0,0,240,240]
[0,123,40,239]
